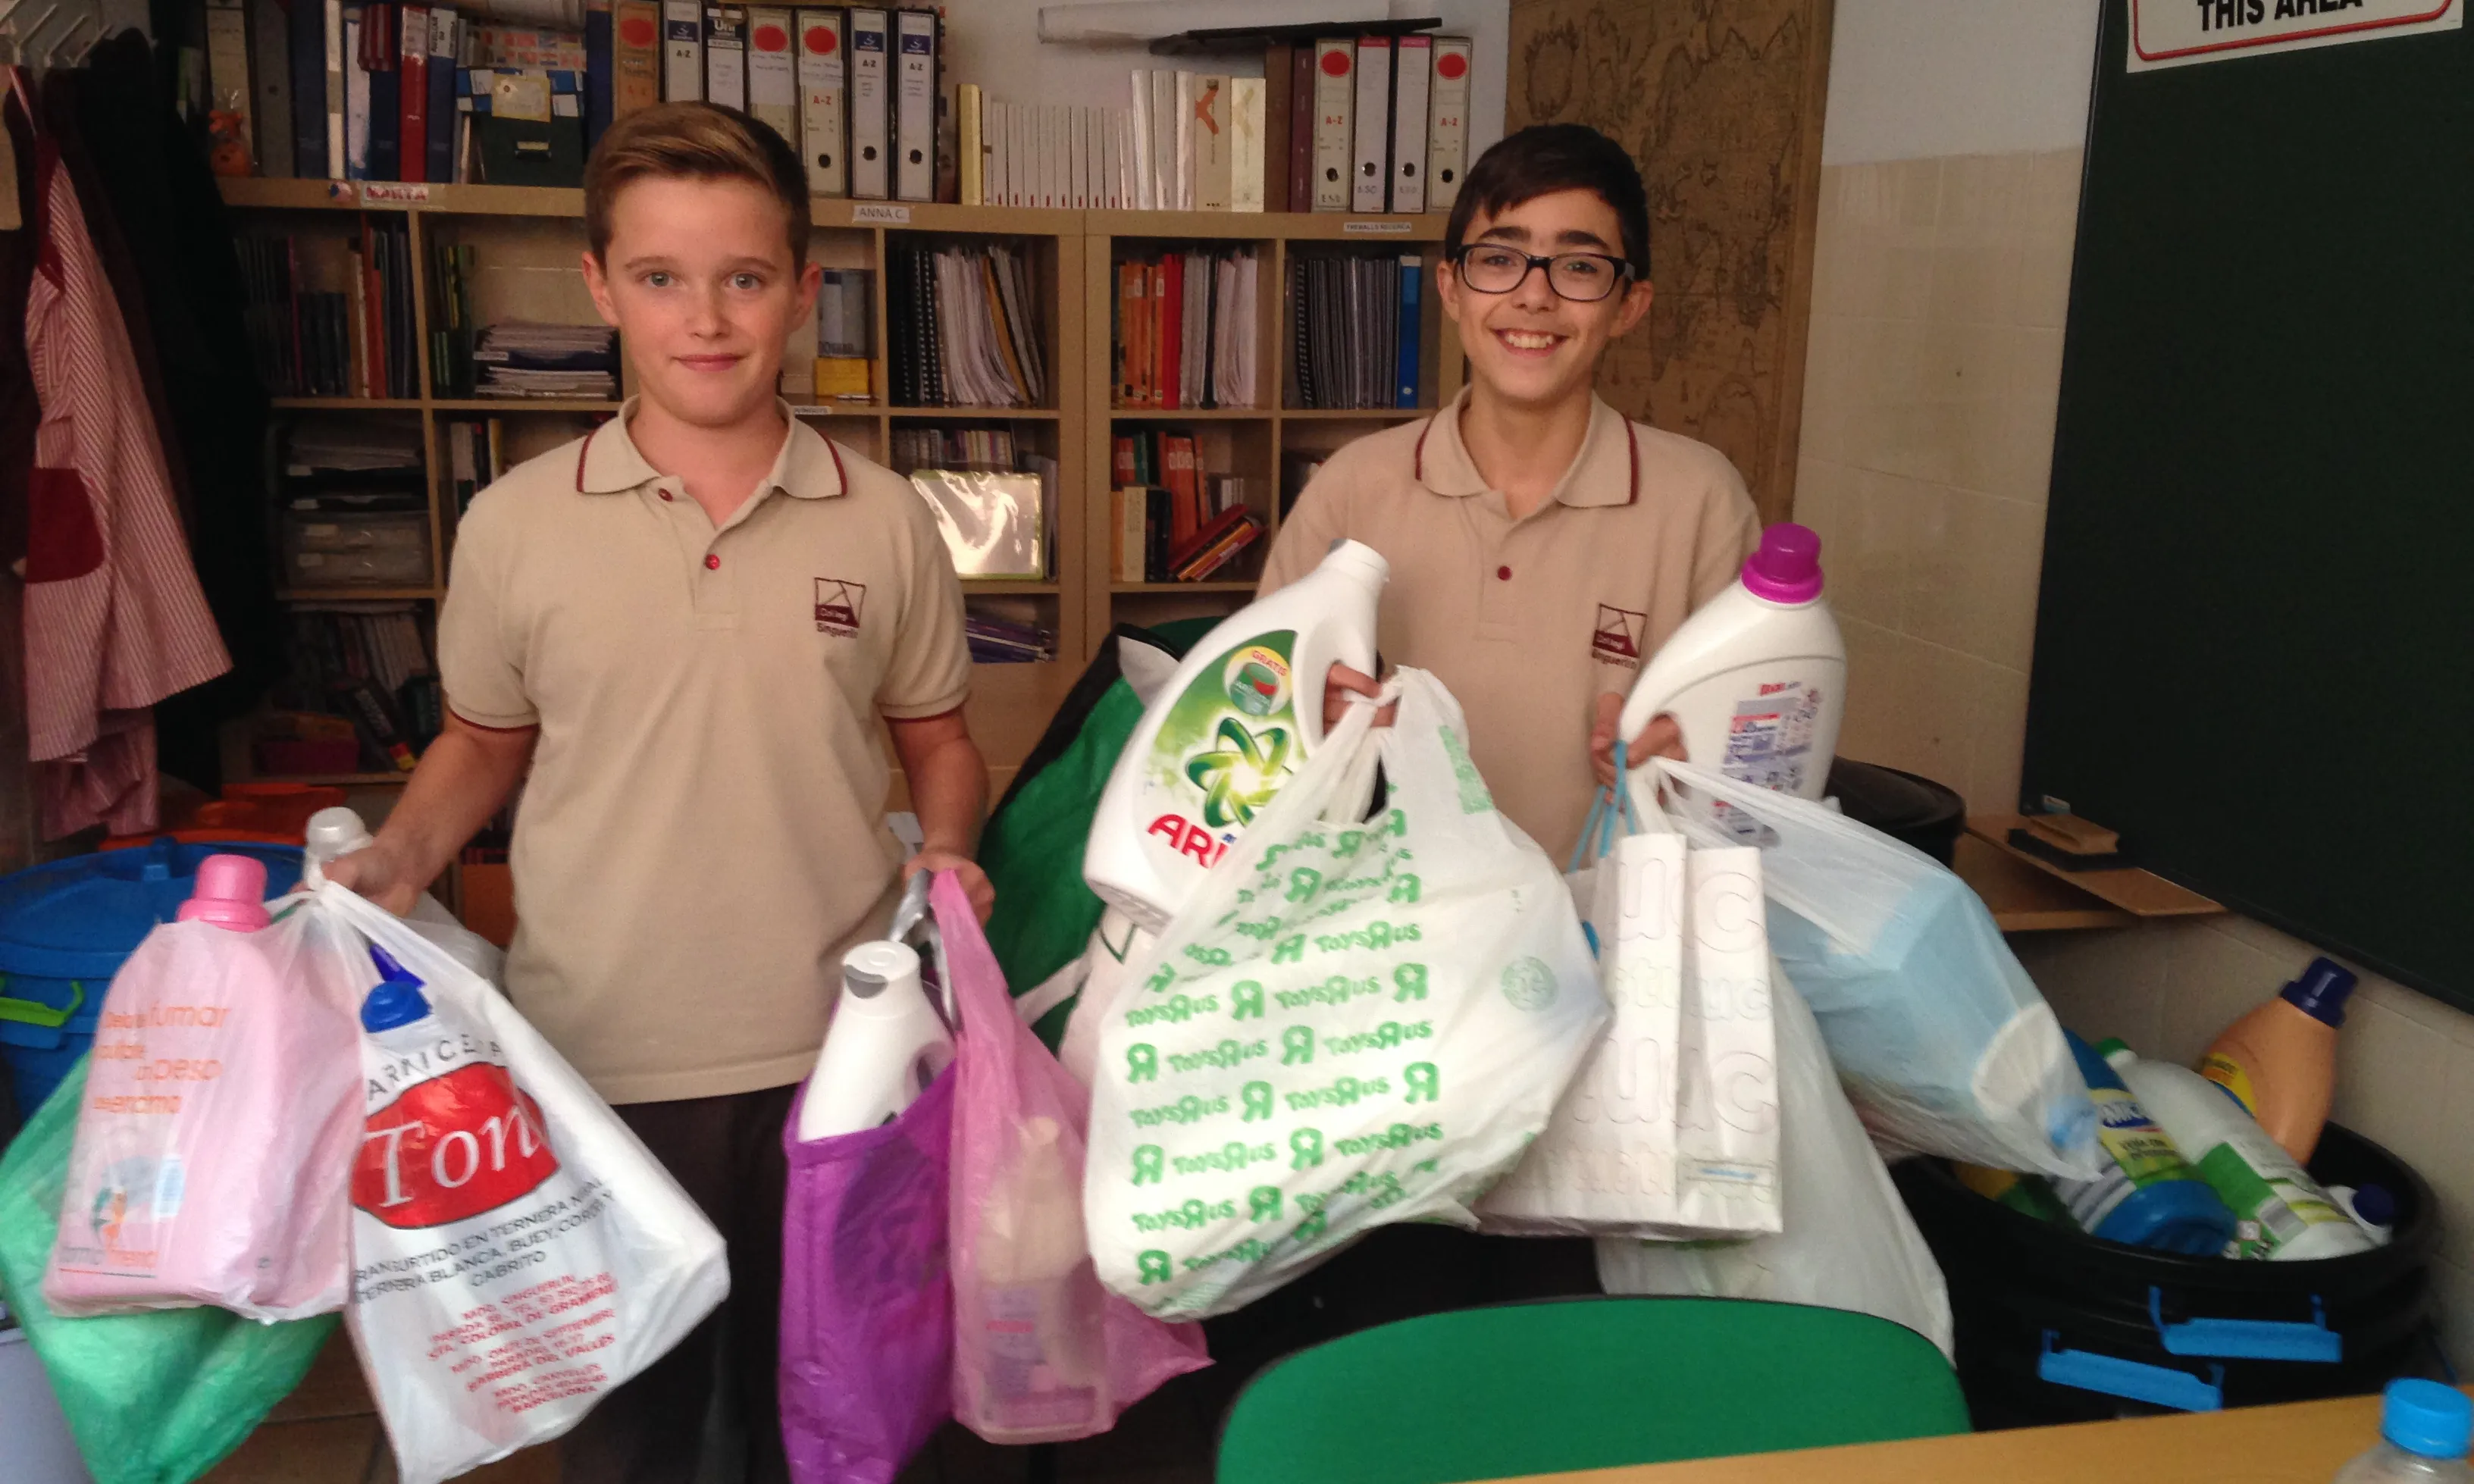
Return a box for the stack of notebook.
[888,240,1046,409]
[473,321,621,399]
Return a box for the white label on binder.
[851,201,909,222]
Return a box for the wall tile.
[1799,312,1854,462]
[2012,926,2168,1054]
[1928,153,2029,327]
[2424,1054,2474,1273]
[1887,639,1981,793]
[1995,325,2067,505]
[1793,455,1851,556]
[1909,487,2047,669]
[2155,918,2290,1066]
[2014,148,2085,330]
[2329,997,2454,1191]
[2432,1258,2474,1378]
[1934,323,2016,496]
[1833,468,1944,630]
[1834,615,1909,769]
[1962,659,2031,812]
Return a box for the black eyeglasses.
[1449,245,1635,302]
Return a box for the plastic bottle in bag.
[2200,956,2354,1163]
[2051,1031,2236,1254]
[797,941,953,1141]
[963,1116,1103,1441]
[1082,539,1386,929]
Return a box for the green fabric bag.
[980,619,1217,1049]
[0,1057,337,1484]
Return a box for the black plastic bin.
[1827,759,1965,866]
[1896,1123,2451,1428]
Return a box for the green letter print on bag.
[1087,669,1608,1321]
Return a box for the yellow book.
[814,356,873,400]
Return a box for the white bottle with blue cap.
[2334,1379,2473,1481]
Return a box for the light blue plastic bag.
[1635,758,2100,1180]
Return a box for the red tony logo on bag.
[355,1063,560,1229]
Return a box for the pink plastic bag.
[778,1067,955,1484]
[940,872,1208,1443]
[45,859,363,1320]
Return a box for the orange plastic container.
[102,784,349,850]
[2200,956,2357,1164]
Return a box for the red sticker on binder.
[804,23,837,54]
[1437,51,1467,80]
[753,22,788,50]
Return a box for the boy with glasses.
[1262,123,1762,866]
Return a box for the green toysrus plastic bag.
[0,1057,336,1484]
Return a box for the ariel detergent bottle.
[1084,539,1387,930]
[1619,523,1845,814]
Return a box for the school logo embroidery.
[1592,604,1648,668]
[814,578,865,636]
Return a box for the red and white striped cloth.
[15,70,230,837]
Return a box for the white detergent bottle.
[2100,1040,2372,1261]
[1619,523,1845,819]
[1084,538,1387,930]
[796,940,954,1141]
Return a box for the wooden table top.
[1493,1392,2429,1483]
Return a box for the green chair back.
[1216,1297,1968,1484]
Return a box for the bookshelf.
[219,179,1460,796]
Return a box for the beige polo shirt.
[1261,389,1761,865]
[437,402,970,1104]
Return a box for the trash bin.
[1896,1122,2447,1427]
[1827,759,1965,866]
[0,841,303,1122]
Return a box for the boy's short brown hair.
[584,102,811,265]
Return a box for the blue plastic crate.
[0,840,302,1120]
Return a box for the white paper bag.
[1479,806,1781,1238]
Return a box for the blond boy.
[330,104,988,1480]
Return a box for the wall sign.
[2128,0,2461,71]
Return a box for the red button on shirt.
[1496,565,1512,581]
[705,554,721,570]
[659,490,674,501]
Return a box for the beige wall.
[1794,147,2079,814]
[1796,17,2472,1363]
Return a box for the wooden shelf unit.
[223,180,1463,784]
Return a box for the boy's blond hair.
[584,103,811,266]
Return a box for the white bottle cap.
[305,806,376,863]
[842,940,923,1002]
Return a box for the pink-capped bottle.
[1618,523,1848,809]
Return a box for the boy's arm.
[888,708,993,922]
[324,713,537,914]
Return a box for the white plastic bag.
[1637,757,2098,1180]
[316,883,729,1484]
[1085,671,1606,1320]
[1479,803,1781,1238]
[1597,966,1954,1359]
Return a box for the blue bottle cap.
[2353,1184,2397,1228]
[360,944,432,1033]
[2279,956,2357,1028]
[2382,1379,2472,1459]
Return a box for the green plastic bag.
[0,1057,337,1484]
[980,619,1218,1050]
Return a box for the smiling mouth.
[1495,328,1567,353]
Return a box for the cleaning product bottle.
[1084,539,1387,929]
[2097,1039,2370,1260]
[177,853,274,932]
[302,806,375,890]
[965,1115,1103,1441]
[796,940,954,1141]
[1954,1163,2078,1226]
[1617,522,1845,817]
[2328,1185,2399,1247]
[2201,956,2355,1163]
[2050,1030,2238,1254]
[2333,1379,2474,1483]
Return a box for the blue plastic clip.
[2148,1288,2341,1363]
[2038,1330,2225,1412]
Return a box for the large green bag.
[979,621,1215,1047]
[0,1057,337,1484]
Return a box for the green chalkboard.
[2025,1,2474,1010]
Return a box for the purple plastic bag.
[779,1064,956,1484]
[939,872,1210,1445]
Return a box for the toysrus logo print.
[815,577,866,636]
[355,1064,561,1229]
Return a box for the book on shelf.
[891,7,938,203]
[889,424,1013,470]
[472,321,619,398]
[459,67,588,186]
[797,8,847,196]
[272,604,442,772]
[1110,479,1262,584]
[887,240,1044,409]
[428,240,479,396]
[1286,250,1423,410]
[746,8,798,149]
[813,265,873,400]
[442,416,509,512]
[963,611,1054,664]
[847,7,890,198]
[1112,246,1258,411]
[703,3,747,111]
